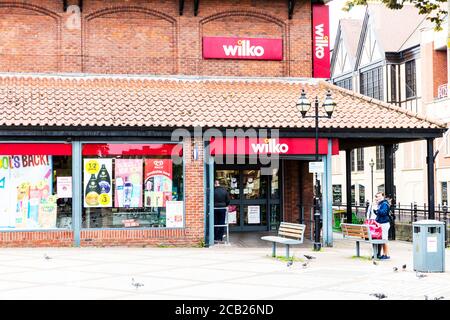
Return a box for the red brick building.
[0,0,444,247]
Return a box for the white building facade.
[330,4,448,208]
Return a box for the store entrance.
[215,165,281,232]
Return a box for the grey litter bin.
[412,220,445,273]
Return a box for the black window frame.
[360,66,384,100]
[405,60,417,99]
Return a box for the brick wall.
[0,0,313,77]
[433,49,448,98]
[283,160,314,239]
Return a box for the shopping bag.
[364,219,382,239]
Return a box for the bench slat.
[278,231,303,239]
[279,223,304,229]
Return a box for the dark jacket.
[374,199,390,224]
[214,186,231,208]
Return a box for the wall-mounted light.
[193,142,199,161]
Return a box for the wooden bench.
[261,222,306,259]
[340,223,388,259]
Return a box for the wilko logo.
[153,160,164,167]
[250,139,289,154]
[202,37,282,61]
[223,40,265,57]
[312,4,330,78]
[314,24,329,59]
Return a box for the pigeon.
[434,296,444,300]
[304,254,316,260]
[287,260,293,267]
[416,272,427,279]
[393,267,398,272]
[373,260,378,266]
[43,254,52,260]
[370,293,387,300]
[425,295,429,300]
[131,278,144,289]
[402,264,407,271]
[302,262,309,268]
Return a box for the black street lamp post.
[297,89,336,251]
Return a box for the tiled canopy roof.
[0,74,445,130]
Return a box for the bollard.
[413,203,418,222]
[444,205,448,248]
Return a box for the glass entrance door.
[215,165,281,232]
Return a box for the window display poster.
[144,159,173,208]
[166,200,183,228]
[247,205,261,224]
[83,158,113,208]
[57,176,72,198]
[227,205,237,224]
[38,195,58,228]
[0,155,53,228]
[114,159,143,208]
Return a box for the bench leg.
[272,242,276,257]
[356,241,360,257]
[373,244,379,259]
[286,245,290,259]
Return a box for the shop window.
[351,184,355,205]
[360,66,384,101]
[356,148,364,171]
[332,184,342,205]
[376,146,384,170]
[216,169,240,200]
[0,143,72,230]
[405,60,416,99]
[350,150,356,172]
[390,64,397,103]
[243,170,267,200]
[358,184,365,205]
[81,143,183,229]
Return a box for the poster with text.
[0,155,53,229]
[57,177,72,198]
[144,159,172,208]
[166,201,183,228]
[38,195,58,228]
[114,159,143,208]
[83,158,112,208]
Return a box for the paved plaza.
[0,234,448,300]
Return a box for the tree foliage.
[343,0,448,31]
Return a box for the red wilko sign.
[312,4,330,78]
[202,37,283,60]
[210,138,339,155]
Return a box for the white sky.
[327,0,367,48]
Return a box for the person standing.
[214,180,230,242]
[373,192,391,259]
